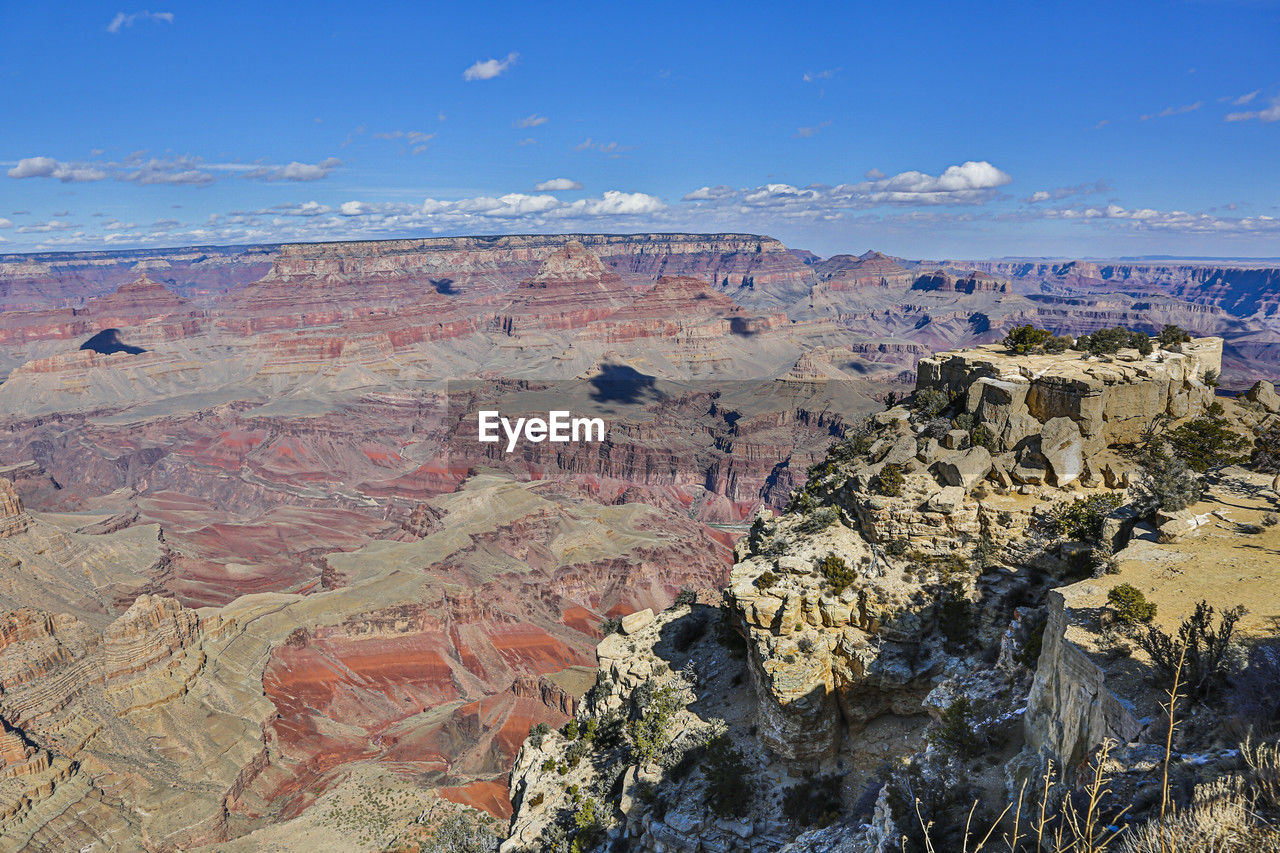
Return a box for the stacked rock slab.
[0,480,30,540]
[915,338,1222,485]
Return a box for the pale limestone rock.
[1041,416,1083,486]
[621,607,655,635]
[1025,588,1142,768]
[934,446,992,490]
[926,486,966,514]
[1246,380,1280,413]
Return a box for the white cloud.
[1140,101,1203,121]
[682,185,735,201]
[339,201,369,216]
[8,156,109,182]
[1042,203,1280,234]
[1226,96,1280,122]
[569,191,664,216]
[1021,180,1111,204]
[106,10,173,33]
[372,130,435,155]
[573,138,635,155]
[534,178,582,191]
[0,218,12,228]
[7,153,341,185]
[241,158,342,181]
[1232,90,1261,106]
[802,68,839,82]
[680,161,1014,214]
[514,114,548,128]
[17,220,75,233]
[794,121,832,138]
[463,52,518,81]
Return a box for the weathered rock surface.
[0,480,29,539]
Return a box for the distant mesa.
[80,328,146,356]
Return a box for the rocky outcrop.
[102,594,205,714]
[917,337,1222,484]
[0,480,30,539]
[1024,587,1142,768]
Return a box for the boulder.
[1246,380,1280,413]
[1041,417,1084,486]
[943,429,970,450]
[880,434,918,467]
[934,446,992,490]
[620,608,654,635]
[926,486,966,513]
[916,438,944,465]
[1155,508,1201,542]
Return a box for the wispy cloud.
[1041,202,1280,235]
[802,68,839,83]
[513,114,548,128]
[6,153,342,185]
[463,52,518,81]
[1139,101,1203,121]
[106,10,173,33]
[1220,89,1261,106]
[1021,179,1112,204]
[573,138,636,155]
[372,130,435,154]
[794,121,832,138]
[683,161,1014,212]
[534,178,582,191]
[1226,95,1280,123]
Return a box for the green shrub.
[570,796,606,853]
[1107,583,1157,624]
[1075,326,1152,356]
[930,695,982,758]
[970,422,998,452]
[782,775,843,828]
[872,463,905,497]
[1204,368,1221,387]
[1166,402,1251,473]
[1018,621,1046,669]
[1136,600,1246,702]
[1158,325,1192,349]
[911,388,950,419]
[1135,448,1203,512]
[562,719,579,740]
[1043,334,1072,354]
[703,735,754,818]
[1002,324,1054,354]
[753,570,778,590]
[674,587,697,607]
[817,554,857,594]
[599,617,622,636]
[527,722,552,749]
[629,683,682,765]
[883,539,909,557]
[1047,493,1124,542]
[796,505,839,533]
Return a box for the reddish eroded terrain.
[6,233,1280,845]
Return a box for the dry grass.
[912,647,1280,853]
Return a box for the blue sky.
[2,0,1279,258]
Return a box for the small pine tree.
[1107,583,1157,624]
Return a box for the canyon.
[0,233,1278,849]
